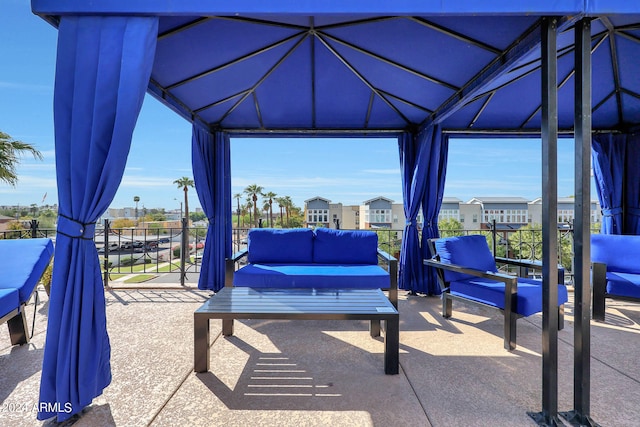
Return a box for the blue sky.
[1,1,588,212]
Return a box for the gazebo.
[31,1,640,425]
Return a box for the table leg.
[384,315,399,375]
[369,319,381,337]
[194,314,210,372]
[222,318,234,336]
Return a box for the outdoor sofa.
[424,234,568,350]
[226,227,397,307]
[591,233,640,322]
[0,238,54,345]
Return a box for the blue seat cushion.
[313,228,378,265]
[591,234,640,274]
[247,228,314,264]
[435,235,497,282]
[0,238,54,303]
[450,277,569,317]
[233,264,390,289]
[605,272,640,299]
[0,288,20,319]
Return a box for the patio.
[1,284,639,426]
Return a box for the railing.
[1,221,599,287]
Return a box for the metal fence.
[2,220,596,287]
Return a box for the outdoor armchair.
[424,234,568,350]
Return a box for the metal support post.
[528,16,563,427]
[560,17,601,427]
[103,219,110,287]
[180,217,187,286]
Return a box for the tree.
[263,191,277,227]
[282,196,293,228]
[190,211,206,222]
[112,218,135,230]
[438,218,464,237]
[0,131,43,186]
[173,177,194,224]
[244,184,264,227]
[233,193,242,228]
[275,197,286,227]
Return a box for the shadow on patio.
[1,286,639,426]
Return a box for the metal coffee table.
[194,287,399,375]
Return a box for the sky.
[0,1,592,213]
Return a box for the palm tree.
[275,197,286,227]
[0,131,43,186]
[245,199,253,227]
[283,196,293,228]
[233,193,242,228]
[244,184,264,227]
[262,201,270,227]
[263,191,277,227]
[133,196,140,225]
[173,177,194,224]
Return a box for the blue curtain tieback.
[405,220,415,227]
[57,214,96,240]
[602,207,623,216]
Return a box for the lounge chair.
[424,234,568,350]
[0,238,54,345]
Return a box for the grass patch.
[109,274,127,280]
[124,274,157,283]
[157,263,181,272]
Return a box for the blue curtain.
[398,132,424,292]
[192,126,232,291]
[420,126,448,295]
[624,134,640,234]
[592,134,626,234]
[38,16,158,422]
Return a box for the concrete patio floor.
[1,285,639,426]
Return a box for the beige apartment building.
[304,195,602,231]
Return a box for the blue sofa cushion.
[591,234,640,274]
[0,288,20,319]
[435,235,497,282]
[234,264,390,289]
[605,272,640,299]
[450,277,569,317]
[313,228,378,265]
[247,228,314,264]
[0,238,54,303]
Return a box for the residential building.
[528,197,602,226]
[467,197,530,230]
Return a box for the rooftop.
[2,285,639,426]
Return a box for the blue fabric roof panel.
[153,17,303,87]
[252,39,314,129]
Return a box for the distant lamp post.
[174,198,183,220]
[133,196,140,225]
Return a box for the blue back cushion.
[591,233,640,273]
[247,228,314,264]
[434,235,497,282]
[313,228,378,264]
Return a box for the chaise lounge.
[0,238,54,345]
[424,234,568,350]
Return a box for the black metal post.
[560,18,600,427]
[30,219,38,238]
[103,219,110,287]
[180,217,187,286]
[528,16,562,427]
